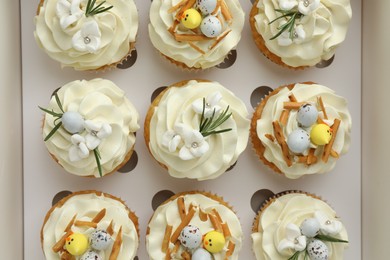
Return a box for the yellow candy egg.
[203,231,225,253]
[65,233,89,256]
[181,8,202,29]
[310,124,332,145]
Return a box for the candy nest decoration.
[35,0,139,70]
[41,191,139,259]
[40,79,139,178]
[149,0,245,69]
[146,191,243,259]
[250,82,351,179]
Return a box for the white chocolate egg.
[90,230,112,251]
[62,111,84,134]
[80,250,102,260]
[286,129,310,154]
[307,239,329,260]
[300,218,320,237]
[200,15,222,38]
[179,225,202,249]
[297,103,318,127]
[192,248,213,260]
[197,0,218,15]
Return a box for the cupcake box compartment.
[15,0,362,258]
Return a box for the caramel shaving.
[209,29,231,49]
[181,251,191,260]
[52,230,72,253]
[175,0,196,20]
[222,223,231,238]
[74,221,97,228]
[220,0,232,22]
[211,0,221,15]
[168,0,188,13]
[283,102,304,109]
[165,247,171,260]
[106,220,114,236]
[318,96,328,120]
[65,214,77,232]
[174,33,209,42]
[265,134,275,142]
[272,121,292,166]
[199,208,208,221]
[279,109,290,126]
[60,251,74,260]
[92,208,106,223]
[171,207,196,243]
[172,240,181,254]
[322,119,341,162]
[109,226,122,260]
[225,241,235,259]
[307,148,317,165]
[208,213,223,233]
[177,197,186,220]
[289,94,297,102]
[188,42,206,54]
[162,225,173,253]
[168,20,180,35]
[212,209,223,223]
[330,150,339,158]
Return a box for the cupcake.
[146,191,243,259]
[250,82,351,179]
[249,0,352,69]
[34,0,138,70]
[149,0,245,69]
[144,79,250,180]
[40,78,139,178]
[41,190,139,259]
[252,191,348,259]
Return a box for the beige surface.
[0,0,23,258]
[362,0,390,258]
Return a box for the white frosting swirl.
[255,83,351,178]
[253,0,352,67]
[42,192,139,259]
[251,193,348,260]
[42,79,139,177]
[34,0,138,70]
[148,80,250,180]
[149,0,245,69]
[146,193,243,259]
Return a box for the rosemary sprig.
[315,234,349,243]
[288,250,301,260]
[269,9,303,40]
[198,98,232,137]
[93,148,103,177]
[85,0,113,17]
[39,92,64,141]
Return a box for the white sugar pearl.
[61,111,84,134]
[200,15,222,38]
[297,103,318,128]
[300,218,320,237]
[286,129,310,154]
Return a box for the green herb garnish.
[39,92,64,141]
[288,250,301,260]
[85,0,113,17]
[93,148,103,177]
[199,98,232,137]
[269,9,303,40]
[314,234,349,243]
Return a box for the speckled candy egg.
[300,218,320,237]
[181,8,202,29]
[197,0,217,15]
[307,239,329,260]
[61,111,85,134]
[286,129,310,154]
[192,247,213,260]
[80,250,102,260]
[297,103,318,127]
[200,15,222,38]
[179,225,202,249]
[203,231,225,253]
[90,230,112,251]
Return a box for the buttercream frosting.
[147,80,250,180]
[255,83,351,178]
[42,192,139,259]
[252,193,348,260]
[34,0,138,70]
[42,79,139,177]
[252,0,352,67]
[146,192,243,259]
[149,0,245,69]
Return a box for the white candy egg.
[307,239,329,260]
[297,103,319,127]
[200,15,222,38]
[300,218,320,237]
[192,247,213,260]
[61,111,84,134]
[197,0,217,15]
[90,230,112,251]
[286,129,310,154]
[80,250,102,260]
[178,225,202,249]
